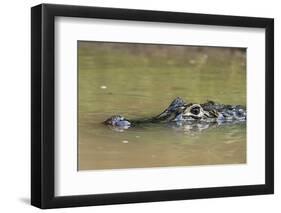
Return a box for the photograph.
[30,3,274,209]
[78,41,247,170]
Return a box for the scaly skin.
[104,97,246,130]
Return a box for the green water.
[78,42,246,170]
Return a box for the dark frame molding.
[31,3,274,209]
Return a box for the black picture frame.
[31,3,274,209]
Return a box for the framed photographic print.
[31,3,274,209]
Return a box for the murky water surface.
[78,42,246,170]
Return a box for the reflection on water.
[78,42,246,170]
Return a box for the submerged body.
[104,97,246,131]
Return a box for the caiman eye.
[190,106,201,115]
